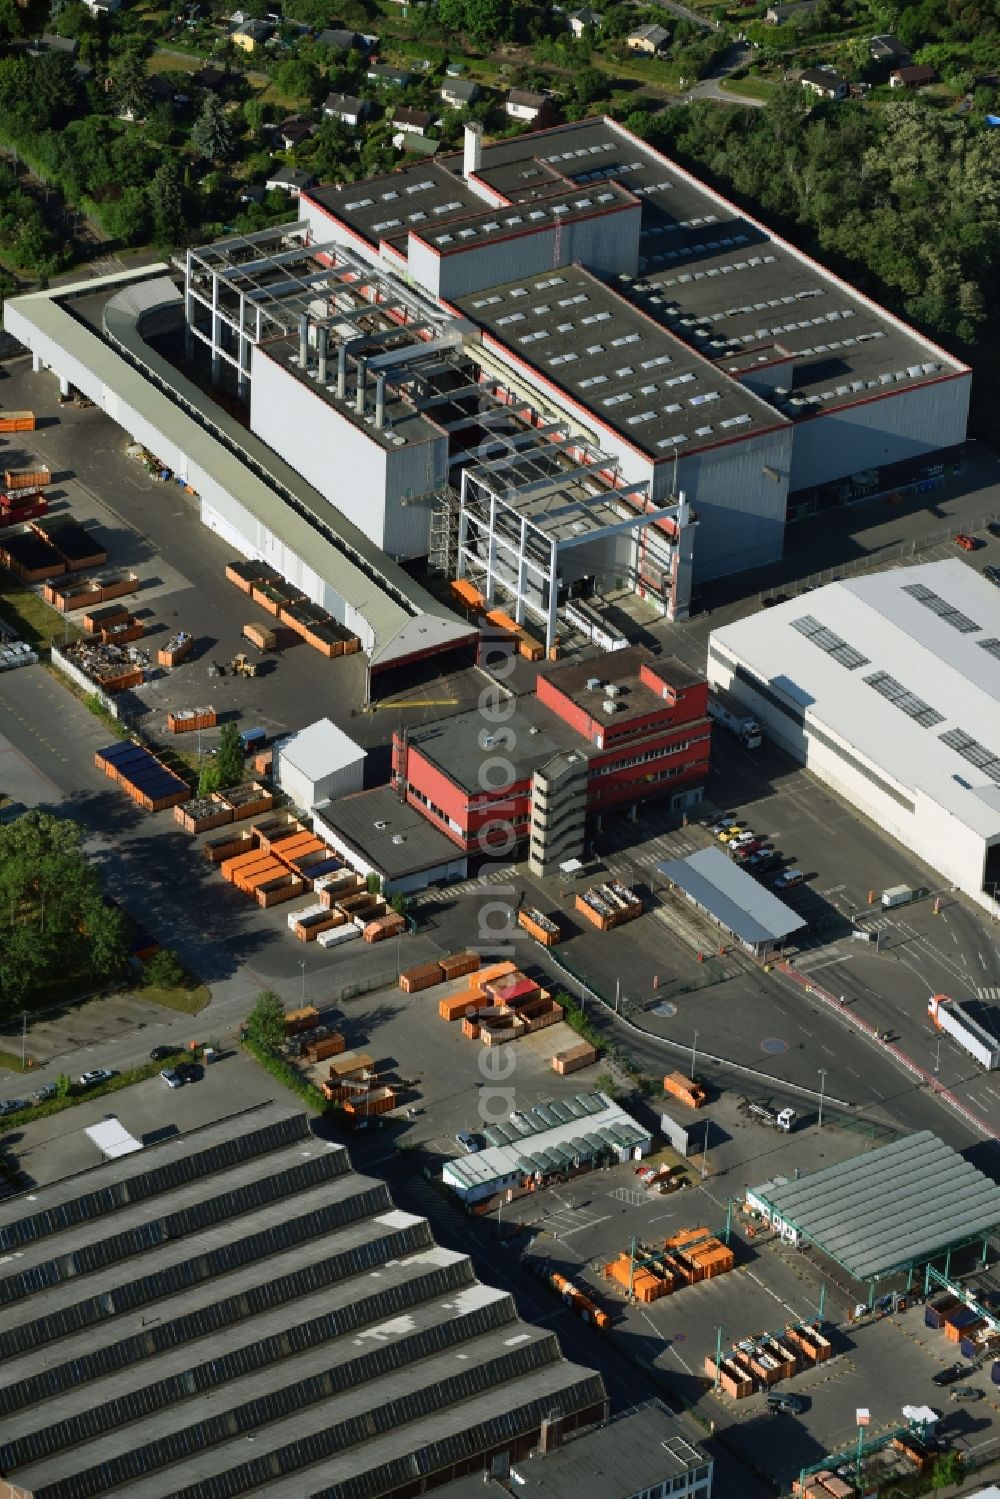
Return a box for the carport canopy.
[751,1131,1000,1281]
[657,845,806,948]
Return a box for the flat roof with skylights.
[453,267,785,459]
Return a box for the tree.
[366,872,382,894]
[273,57,321,105]
[930,1452,962,1488]
[243,97,266,137]
[247,989,285,1051]
[389,892,409,916]
[191,90,234,161]
[0,811,127,1007]
[198,761,223,797]
[215,721,245,789]
[146,158,184,246]
[111,47,150,121]
[55,1072,72,1097]
[144,947,185,988]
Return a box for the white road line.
[556,1214,612,1239]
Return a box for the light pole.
[691,1029,699,1080]
[299,960,306,1003]
[934,1036,941,1075]
[817,1067,827,1131]
[20,1010,27,1069]
[701,1118,709,1180]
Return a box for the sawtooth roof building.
[708,559,1000,914]
[0,1103,607,1499]
[5,115,969,682]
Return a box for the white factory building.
[4,114,970,674]
[708,560,1000,914]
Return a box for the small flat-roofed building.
[312,783,469,894]
[442,1092,652,1203]
[432,1401,713,1498]
[657,845,805,956]
[273,716,365,811]
[708,559,1000,915]
[747,1131,1000,1303]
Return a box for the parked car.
[31,1083,57,1103]
[955,533,978,551]
[718,825,749,844]
[149,1045,181,1062]
[984,565,1000,586]
[931,1362,966,1387]
[730,830,757,848]
[709,817,741,835]
[732,840,764,860]
[455,1130,479,1153]
[949,1385,983,1402]
[175,1061,202,1083]
[77,1069,114,1089]
[0,1098,26,1116]
[774,869,805,890]
[762,593,789,608]
[767,1391,806,1414]
[988,521,1000,539]
[160,1068,184,1089]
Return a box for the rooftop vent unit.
[603,699,622,715]
[391,834,406,845]
[606,683,625,698]
[586,676,603,691]
[374,820,388,830]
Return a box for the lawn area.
[0,568,81,651]
[139,978,211,1015]
[719,73,778,99]
[149,50,208,74]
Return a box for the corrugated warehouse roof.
[657,845,806,946]
[751,1131,1000,1280]
[710,559,1000,838]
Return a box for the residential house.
[765,0,821,22]
[890,63,936,87]
[568,6,602,35]
[440,77,482,107]
[264,165,315,196]
[276,115,314,150]
[81,0,119,15]
[626,23,670,53]
[231,17,272,51]
[316,28,373,54]
[506,88,548,122]
[322,92,373,127]
[367,62,412,86]
[869,33,910,65]
[392,106,434,135]
[800,67,848,99]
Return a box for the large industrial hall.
[0,1103,607,1499]
[4,113,969,689]
[708,558,1000,914]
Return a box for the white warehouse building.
[708,560,1000,914]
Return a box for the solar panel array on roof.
[902,581,980,634]
[864,670,944,728]
[790,614,869,669]
[940,727,1000,784]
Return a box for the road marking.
[981,952,989,971]
[557,1214,612,1240]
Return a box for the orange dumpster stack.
[439,950,480,981]
[439,988,492,1022]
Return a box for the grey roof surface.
[315,783,466,876]
[0,1102,605,1499]
[7,273,473,670]
[279,716,365,782]
[431,1403,711,1497]
[444,1095,651,1195]
[752,1131,1000,1280]
[407,692,586,793]
[453,266,785,461]
[657,845,806,946]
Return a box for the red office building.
[392,646,710,875]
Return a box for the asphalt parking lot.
[1,1050,274,1187]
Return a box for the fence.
[776,962,998,1140]
[772,510,1000,600]
[335,968,398,1003]
[50,644,122,719]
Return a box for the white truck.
[708,689,762,750]
[928,994,1000,1070]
